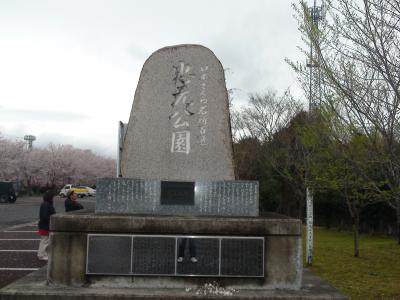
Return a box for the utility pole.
[306,0,324,266]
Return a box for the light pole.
[23,135,36,150]
[305,0,324,267]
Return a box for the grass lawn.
[303,226,400,299]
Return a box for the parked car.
[59,184,89,198]
[84,187,96,196]
[0,181,17,203]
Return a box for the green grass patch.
[303,227,400,299]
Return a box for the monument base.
[46,211,302,290]
[0,267,349,299]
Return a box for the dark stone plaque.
[160,181,195,205]
[132,237,175,275]
[176,238,219,276]
[86,234,264,278]
[87,235,132,274]
[220,238,264,277]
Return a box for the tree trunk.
[353,211,360,257]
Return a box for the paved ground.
[0,222,44,289]
[0,267,349,299]
[0,196,95,288]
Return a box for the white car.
[59,184,89,197]
[85,187,96,196]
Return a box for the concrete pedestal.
[47,211,302,290]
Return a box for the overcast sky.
[0,0,307,158]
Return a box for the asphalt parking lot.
[0,222,45,288]
[0,195,95,288]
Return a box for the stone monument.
[121,45,235,181]
[0,45,348,299]
[48,44,301,289]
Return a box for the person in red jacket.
[37,191,56,261]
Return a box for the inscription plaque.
[87,235,132,274]
[176,238,219,276]
[160,181,195,205]
[86,234,264,277]
[132,237,175,275]
[96,178,259,216]
[221,238,264,277]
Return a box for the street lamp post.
[23,135,36,151]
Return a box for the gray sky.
[0,0,306,158]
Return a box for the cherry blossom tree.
[0,132,116,191]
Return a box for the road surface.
[0,195,95,288]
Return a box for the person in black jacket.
[37,191,56,261]
[65,190,84,212]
